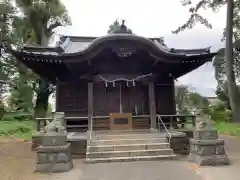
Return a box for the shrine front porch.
[66,129,191,162]
[34,114,196,162]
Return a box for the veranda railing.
[157,115,171,143]
[89,115,93,160]
[35,114,196,132]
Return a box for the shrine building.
[9,23,216,132]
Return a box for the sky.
[56,0,227,97]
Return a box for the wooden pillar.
[55,81,59,112]
[172,80,177,128]
[88,82,94,131]
[148,82,157,129]
[172,80,176,114]
[36,120,40,132]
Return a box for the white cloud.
[57,0,227,97]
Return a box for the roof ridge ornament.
[121,20,125,26]
[111,19,133,34]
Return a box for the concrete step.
[85,131,175,163]
[87,137,167,146]
[86,148,174,159]
[87,143,170,152]
[95,133,168,140]
[93,130,156,135]
[85,154,176,164]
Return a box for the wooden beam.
[88,82,94,130]
[148,82,157,129]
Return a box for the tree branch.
[47,21,62,35]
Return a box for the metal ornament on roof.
[111,43,136,58]
[110,19,135,58]
[113,47,134,58]
[98,73,152,87]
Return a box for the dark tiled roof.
[9,34,216,64]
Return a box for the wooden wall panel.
[132,118,150,129]
[74,81,88,116]
[155,83,175,115]
[94,83,108,116]
[93,118,110,131]
[57,81,88,116]
[106,85,120,113]
[58,82,74,112]
[122,83,149,115]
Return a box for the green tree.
[175,85,189,112]
[174,0,240,122]
[14,0,71,118]
[0,0,17,119]
[188,92,209,108]
[8,71,34,113]
[0,0,14,85]
[215,82,231,109]
[0,0,36,117]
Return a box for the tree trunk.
[34,79,50,118]
[0,85,5,120]
[225,0,240,122]
[33,34,51,119]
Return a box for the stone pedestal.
[188,128,229,166]
[150,128,158,132]
[32,132,45,151]
[35,132,73,173]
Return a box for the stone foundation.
[169,131,190,155]
[188,139,229,166]
[170,136,189,155]
[69,140,87,158]
[32,132,44,150]
[35,132,73,173]
[193,129,218,140]
[188,128,229,166]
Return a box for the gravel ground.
[0,138,82,180]
[79,160,204,180]
[1,134,239,180]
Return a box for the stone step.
[95,133,168,140]
[86,149,174,159]
[94,129,151,134]
[85,154,176,164]
[87,137,168,146]
[87,143,170,152]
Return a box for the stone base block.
[36,143,73,173]
[170,136,189,155]
[188,153,230,166]
[41,132,67,146]
[193,129,218,140]
[37,151,72,164]
[150,128,158,132]
[32,132,45,151]
[188,138,230,166]
[35,161,73,173]
[70,140,87,155]
[37,143,71,153]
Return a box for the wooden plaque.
[109,113,132,130]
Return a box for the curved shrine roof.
[59,35,212,56]
[12,34,215,61]
[6,33,217,83]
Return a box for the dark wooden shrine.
[9,23,216,132]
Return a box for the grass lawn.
[0,120,36,140]
[214,122,240,138]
